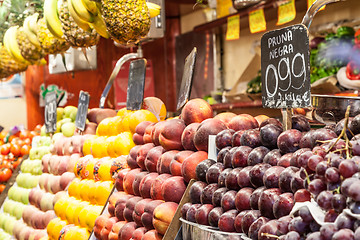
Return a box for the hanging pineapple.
[58,0,100,48]
[101,0,160,46]
[37,18,70,55]
[0,44,28,78]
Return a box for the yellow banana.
[67,0,92,32]
[147,2,161,18]
[28,13,39,33]
[70,0,95,23]
[81,0,98,15]
[89,14,109,39]
[44,0,64,39]
[3,26,28,64]
[23,15,41,47]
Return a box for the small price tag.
[44,91,57,133]
[261,24,311,109]
[277,0,296,26]
[216,0,235,18]
[176,48,197,111]
[75,91,90,131]
[226,14,240,41]
[249,9,267,34]
[126,59,147,111]
[308,0,325,11]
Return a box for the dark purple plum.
[206,162,225,184]
[249,163,271,188]
[263,149,281,166]
[277,129,303,154]
[263,166,285,189]
[292,115,310,132]
[260,124,283,149]
[241,129,262,148]
[237,166,253,188]
[231,146,252,168]
[247,146,270,166]
[215,129,235,150]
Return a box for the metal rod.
[301,0,345,29]
[99,46,143,108]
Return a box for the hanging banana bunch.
[0,43,28,78]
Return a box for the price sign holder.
[176,47,197,111]
[44,91,57,134]
[126,59,147,111]
[75,91,90,132]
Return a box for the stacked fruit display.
[0,128,38,189]
[176,105,360,239]
[0,135,51,240]
[91,98,240,239]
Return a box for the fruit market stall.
[2,0,360,239]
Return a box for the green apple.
[4,215,16,235]
[20,188,30,205]
[39,136,52,147]
[40,125,47,136]
[3,200,15,215]
[57,107,64,121]
[13,203,24,220]
[61,122,76,137]
[64,106,77,121]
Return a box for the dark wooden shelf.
[211,100,262,110]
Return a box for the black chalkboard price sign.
[75,91,90,131]
[44,91,57,133]
[261,24,311,109]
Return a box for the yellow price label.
[249,9,267,34]
[226,15,240,40]
[308,0,326,10]
[277,0,296,25]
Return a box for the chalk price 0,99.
[261,24,311,109]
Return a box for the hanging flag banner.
[226,14,240,40]
[249,8,267,34]
[308,0,325,10]
[277,0,296,25]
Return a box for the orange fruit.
[94,181,114,205]
[82,136,96,156]
[106,136,118,158]
[114,132,135,156]
[96,117,112,136]
[120,112,133,132]
[116,107,131,118]
[67,178,81,199]
[112,116,123,135]
[84,158,97,180]
[142,96,167,121]
[128,109,158,133]
[91,136,109,158]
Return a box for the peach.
[115,169,130,192]
[136,143,155,170]
[83,122,97,135]
[193,118,228,151]
[142,230,163,240]
[123,196,142,222]
[123,168,142,195]
[119,222,137,240]
[180,98,213,125]
[157,150,179,174]
[181,151,208,183]
[159,119,186,151]
[108,192,127,217]
[181,123,200,151]
[150,174,171,200]
[139,172,159,199]
[151,121,167,146]
[127,145,141,169]
[143,123,156,144]
[161,176,187,203]
[142,200,164,230]
[87,108,117,124]
[153,202,179,235]
[255,115,269,125]
[132,171,148,196]
[94,215,108,237]
[144,146,165,172]
[214,112,237,127]
[133,121,152,145]
[170,150,194,176]
[115,195,133,221]
[228,114,259,131]
[131,227,147,240]
[109,221,127,240]
[133,198,152,226]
